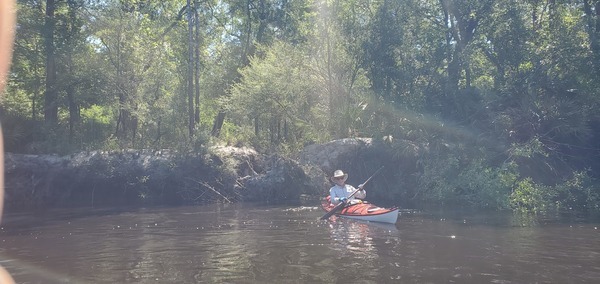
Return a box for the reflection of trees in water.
[327,218,377,258]
[508,211,540,227]
[325,218,402,282]
[123,207,256,283]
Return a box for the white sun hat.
[331,169,348,182]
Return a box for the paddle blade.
[320,202,345,220]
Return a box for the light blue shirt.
[329,184,366,205]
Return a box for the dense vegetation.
[2,0,600,212]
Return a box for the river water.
[0,203,599,283]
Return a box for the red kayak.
[321,197,399,224]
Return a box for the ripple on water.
[2,205,600,283]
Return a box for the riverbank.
[3,139,382,213]
[5,137,600,215]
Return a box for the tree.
[210,0,312,138]
[43,0,58,123]
[87,0,187,148]
[583,0,600,76]
[7,0,46,121]
[229,42,320,149]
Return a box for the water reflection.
[326,217,397,256]
[322,217,401,283]
[1,205,599,283]
[328,218,376,257]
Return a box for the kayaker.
[329,170,365,205]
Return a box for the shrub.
[509,178,554,211]
[553,171,600,211]
[417,153,516,209]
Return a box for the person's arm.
[330,187,344,204]
[354,184,366,199]
[329,187,339,204]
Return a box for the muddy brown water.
[0,204,599,283]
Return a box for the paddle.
[320,166,385,220]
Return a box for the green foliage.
[0,89,34,117]
[416,152,461,203]
[81,105,112,125]
[509,178,553,212]
[0,114,34,153]
[459,162,517,209]
[553,171,600,212]
[510,171,600,213]
[228,41,324,152]
[509,137,548,158]
[27,125,74,155]
[100,135,121,152]
[417,153,516,209]
[4,0,600,211]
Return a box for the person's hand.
[358,184,364,190]
[339,197,348,203]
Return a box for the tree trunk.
[114,65,128,140]
[254,116,259,136]
[194,6,201,125]
[584,0,600,75]
[32,64,41,121]
[241,0,252,65]
[44,0,58,123]
[66,1,80,145]
[211,110,226,137]
[67,82,78,143]
[187,0,195,138]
